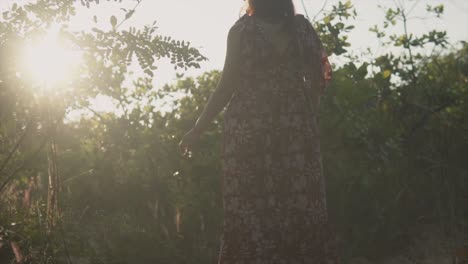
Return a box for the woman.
[179,0,337,262]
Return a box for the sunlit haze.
[21,31,82,88]
[1,0,467,115]
[4,0,465,86]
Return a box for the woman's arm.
[179,25,241,155]
[309,49,332,112]
[301,16,331,113]
[191,25,241,134]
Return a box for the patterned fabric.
[218,14,339,264]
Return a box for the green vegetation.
[1,0,466,263]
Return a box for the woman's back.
[218,14,339,264]
[255,17,294,56]
[225,14,323,117]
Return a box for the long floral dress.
[218,14,339,264]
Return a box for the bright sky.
[1,0,467,98]
[107,0,468,86]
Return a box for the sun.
[21,31,82,88]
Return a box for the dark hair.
[247,0,296,20]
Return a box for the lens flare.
[21,32,81,88]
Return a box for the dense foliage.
[1,0,466,263]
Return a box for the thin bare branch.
[312,0,329,22]
[407,0,422,16]
[0,136,49,193]
[300,0,311,20]
[115,0,144,30]
[0,119,33,177]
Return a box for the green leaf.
[345,0,352,8]
[357,62,369,79]
[110,15,117,29]
[125,10,134,20]
[382,70,392,79]
[144,69,154,77]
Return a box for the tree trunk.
[46,122,59,231]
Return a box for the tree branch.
[115,0,144,30]
[405,100,456,140]
[312,0,329,22]
[0,119,33,177]
[0,136,49,193]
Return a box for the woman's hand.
[322,49,332,88]
[178,128,201,157]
